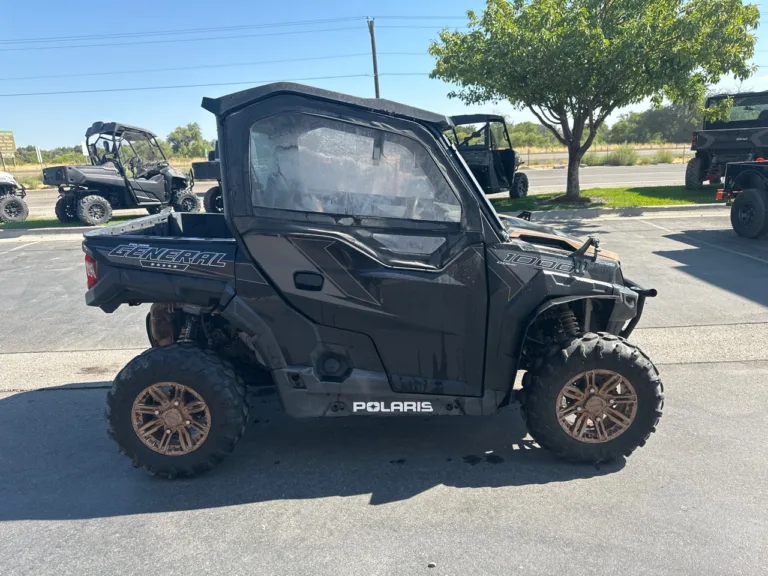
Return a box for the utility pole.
[367,18,380,98]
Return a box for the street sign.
[81,141,88,157]
[0,130,15,157]
[35,146,43,164]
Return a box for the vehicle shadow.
[0,383,622,521]
[655,228,768,306]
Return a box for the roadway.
[1,208,767,575]
[19,164,688,220]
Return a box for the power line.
[0,23,460,53]
[0,17,365,45]
[0,16,467,46]
[0,52,430,82]
[0,26,365,52]
[0,72,431,98]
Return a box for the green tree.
[430,0,759,198]
[166,123,212,158]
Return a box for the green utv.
[82,84,663,477]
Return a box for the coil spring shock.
[178,314,200,344]
[559,308,580,338]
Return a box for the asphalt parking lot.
[1,208,767,576]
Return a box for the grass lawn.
[0,215,137,230]
[490,185,723,213]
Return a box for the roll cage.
[85,122,168,177]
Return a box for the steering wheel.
[458,128,484,148]
[127,156,146,177]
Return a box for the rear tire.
[685,157,703,190]
[522,332,663,464]
[509,173,529,199]
[0,194,29,223]
[730,188,768,238]
[172,189,200,213]
[106,344,248,478]
[76,195,113,226]
[55,195,77,223]
[203,185,224,213]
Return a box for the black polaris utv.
[687,91,768,189]
[83,83,662,478]
[449,114,528,198]
[0,171,28,224]
[191,142,223,213]
[43,122,199,226]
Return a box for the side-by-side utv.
[43,122,199,226]
[450,115,528,199]
[83,83,662,478]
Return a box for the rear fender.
[732,169,768,192]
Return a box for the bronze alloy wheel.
[556,370,638,443]
[131,382,211,455]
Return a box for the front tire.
[522,332,663,464]
[172,189,200,213]
[685,157,703,190]
[203,185,224,213]
[106,344,248,478]
[0,194,29,223]
[509,172,529,199]
[55,195,77,223]
[76,195,112,226]
[730,188,768,238]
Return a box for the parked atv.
[191,144,223,213]
[84,83,662,477]
[0,171,29,224]
[43,122,199,226]
[450,114,528,198]
[687,91,768,189]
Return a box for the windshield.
[448,122,510,150]
[120,132,165,166]
[705,94,768,129]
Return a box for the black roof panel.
[201,82,453,131]
[85,122,157,139]
[451,114,506,125]
[706,90,768,104]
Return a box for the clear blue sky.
[2,0,767,148]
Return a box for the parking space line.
[640,218,768,266]
[0,241,39,256]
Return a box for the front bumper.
[619,278,657,338]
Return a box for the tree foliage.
[166,122,214,158]
[430,0,759,197]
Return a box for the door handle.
[294,271,324,291]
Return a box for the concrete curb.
[502,202,727,221]
[0,226,91,239]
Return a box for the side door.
[129,175,166,203]
[226,102,489,396]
